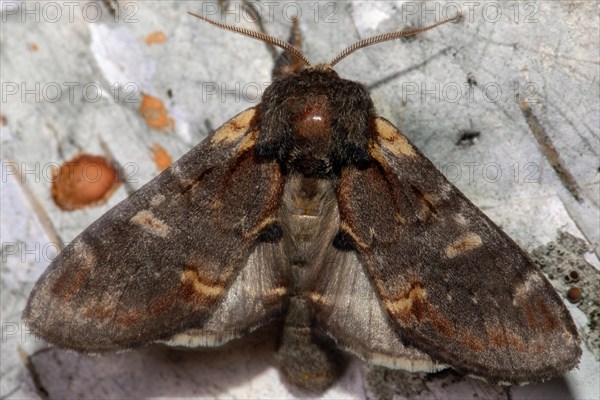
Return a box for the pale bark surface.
[1,1,598,399]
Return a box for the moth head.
[187,11,460,72]
[187,11,460,176]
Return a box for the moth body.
[281,175,334,274]
[23,13,581,393]
[270,174,346,390]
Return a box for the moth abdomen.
[276,297,346,391]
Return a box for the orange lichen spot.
[51,154,121,211]
[0,114,6,126]
[145,31,167,45]
[29,42,38,51]
[151,143,172,171]
[138,93,175,131]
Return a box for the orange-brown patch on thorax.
[295,94,332,142]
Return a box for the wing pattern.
[335,117,580,384]
[24,108,288,352]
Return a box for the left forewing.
[335,116,581,384]
[23,108,288,352]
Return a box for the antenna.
[329,14,461,67]
[187,12,312,68]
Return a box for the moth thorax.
[295,94,332,142]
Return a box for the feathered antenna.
[187,12,312,68]
[188,11,460,70]
[329,13,461,67]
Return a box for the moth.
[24,12,581,392]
